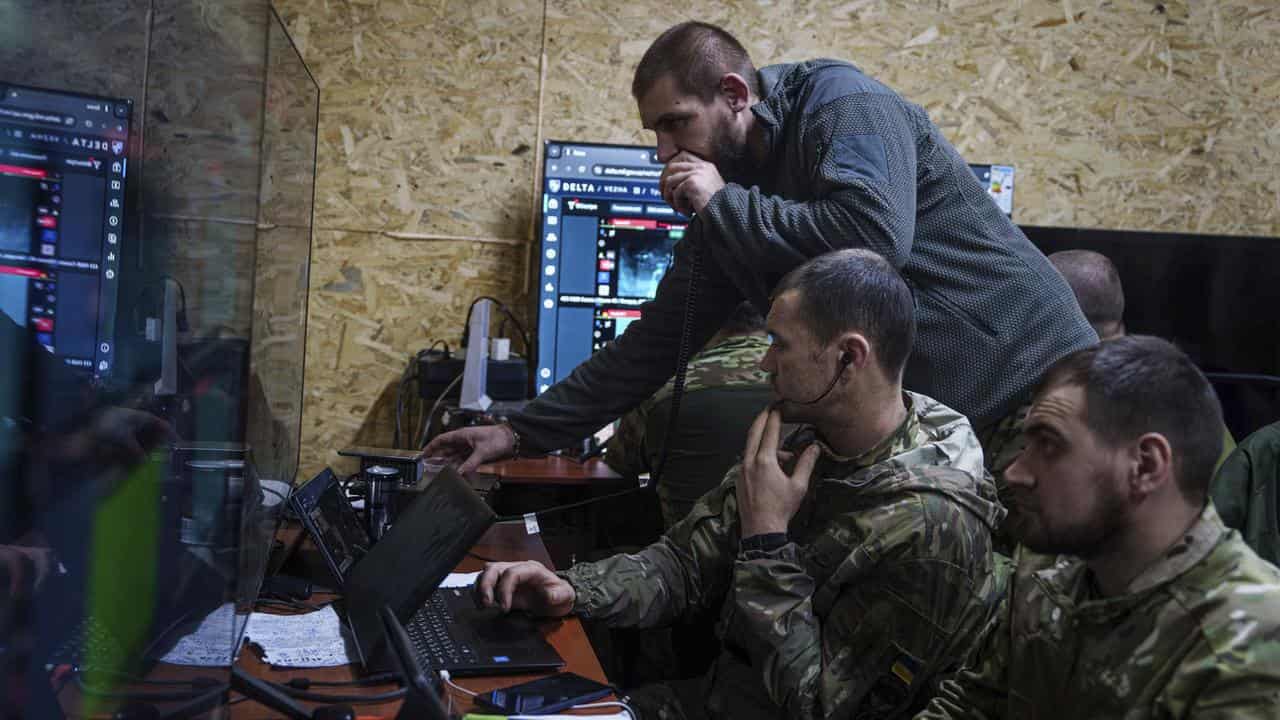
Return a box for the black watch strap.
[739,532,789,555]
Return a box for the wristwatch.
[739,532,789,555]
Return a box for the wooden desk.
[474,457,644,569]
[231,522,609,718]
[53,524,610,718]
[476,457,624,487]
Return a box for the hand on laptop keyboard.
[474,561,575,617]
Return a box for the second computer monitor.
[535,141,685,393]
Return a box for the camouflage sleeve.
[913,590,1011,720]
[560,469,741,628]
[727,494,1005,720]
[1209,446,1253,535]
[603,405,650,479]
[1159,617,1280,719]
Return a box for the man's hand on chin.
[737,408,819,538]
[660,152,726,216]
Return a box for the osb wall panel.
[247,14,320,483]
[259,12,319,229]
[144,0,269,222]
[275,0,544,478]
[299,230,525,477]
[543,0,1279,236]
[275,0,543,237]
[247,224,312,483]
[0,1,150,105]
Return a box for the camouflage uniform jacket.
[604,333,772,480]
[1211,421,1280,566]
[918,503,1280,720]
[563,391,1007,720]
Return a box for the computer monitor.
[968,163,1014,217]
[535,140,685,392]
[0,81,133,381]
[533,145,1013,392]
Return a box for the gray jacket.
[511,59,1095,452]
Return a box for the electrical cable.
[438,670,476,697]
[72,675,221,702]
[573,699,638,720]
[651,238,702,486]
[250,674,407,704]
[158,682,229,720]
[461,295,533,356]
[419,371,464,448]
[66,668,210,688]
[494,484,645,523]
[254,596,330,613]
[394,354,417,449]
[282,672,400,689]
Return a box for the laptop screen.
[343,467,496,666]
[293,468,370,583]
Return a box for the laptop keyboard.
[48,615,128,671]
[407,590,479,669]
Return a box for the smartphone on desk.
[474,671,613,715]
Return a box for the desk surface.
[232,522,609,718]
[477,456,623,486]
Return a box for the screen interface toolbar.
[0,82,132,379]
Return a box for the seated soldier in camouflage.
[918,336,1280,720]
[605,300,774,529]
[475,249,1007,720]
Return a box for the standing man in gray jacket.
[428,22,1095,495]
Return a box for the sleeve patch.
[831,134,889,185]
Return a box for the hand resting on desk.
[423,424,514,474]
[474,560,575,617]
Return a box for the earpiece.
[838,351,852,366]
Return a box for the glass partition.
[0,2,316,716]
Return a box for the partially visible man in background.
[1048,249,1127,340]
[605,300,773,529]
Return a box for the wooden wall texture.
[275,0,1280,479]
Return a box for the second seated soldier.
[474,250,1006,720]
[604,300,774,530]
[917,336,1280,720]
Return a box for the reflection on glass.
[0,2,317,716]
[247,8,319,488]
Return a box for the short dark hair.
[720,300,765,336]
[632,22,760,103]
[1037,335,1223,503]
[773,249,915,380]
[1048,250,1125,333]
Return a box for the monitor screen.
[536,141,686,393]
[968,163,1014,217]
[0,82,132,380]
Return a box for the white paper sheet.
[158,603,353,668]
[157,574,481,669]
[245,605,354,668]
[441,571,480,588]
[157,603,240,667]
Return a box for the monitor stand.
[459,299,492,411]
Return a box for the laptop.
[294,466,564,676]
[290,467,371,584]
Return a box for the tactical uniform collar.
[808,392,919,471]
[1123,502,1226,594]
[1030,502,1229,617]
